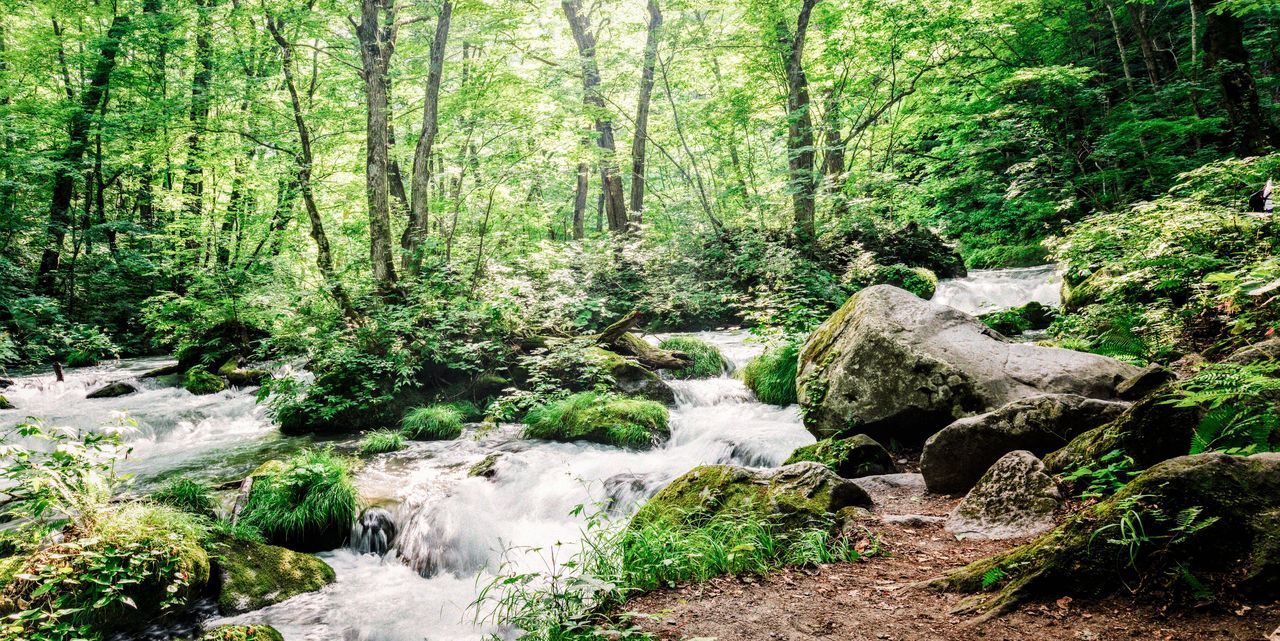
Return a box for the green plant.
[401,405,464,440]
[523,392,669,449]
[741,339,800,406]
[1169,361,1280,455]
[150,477,215,517]
[238,449,359,552]
[184,368,226,395]
[1062,449,1139,500]
[980,566,1007,590]
[358,429,405,454]
[658,336,729,380]
[0,418,134,528]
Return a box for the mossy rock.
[587,347,675,404]
[979,302,1057,337]
[87,381,139,399]
[1043,386,1201,474]
[658,336,731,380]
[215,537,335,615]
[629,462,873,533]
[468,453,502,478]
[184,368,226,395]
[524,392,670,449]
[784,434,895,479]
[931,452,1280,614]
[0,395,12,410]
[239,450,359,553]
[194,624,285,641]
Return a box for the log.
[595,311,693,371]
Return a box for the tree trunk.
[1194,0,1280,156]
[357,0,399,294]
[404,0,453,274]
[181,0,215,230]
[562,0,627,234]
[38,15,129,294]
[1126,3,1163,86]
[266,13,359,321]
[628,0,662,224]
[779,0,820,245]
[572,160,588,239]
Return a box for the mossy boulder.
[86,381,139,399]
[193,624,285,641]
[524,392,670,449]
[784,434,894,479]
[184,368,226,395]
[944,451,1061,540]
[630,462,873,533]
[1043,386,1201,474]
[239,450,360,553]
[932,452,1280,614]
[921,394,1129,495]
[468,453,502,478]
[797,285,1139,445]
[588,347,675,404]
[0,395,11,410]
[978,301,1057,337]
[215,537,335,615]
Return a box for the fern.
[1171,362,1280,455]
[980,566,1007,590]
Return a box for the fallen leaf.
[1056,596,1073,611]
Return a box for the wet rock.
[1043,386,1202,474]
[1115,363,1176,401]
[590,347,675,404]
[350,507,397,556]
[945,451,1060,541]
[630,462,872,533]
[141,363,183,379]
[0,378,12,390]
[798,285,1139,444]
[1224,338,1280,365]
[785,434,895,479]
[0,395,12,410]
[468,453,503,479]
[851,472,928,495]
[921,394,1127,495]
[86,381,139,399]
[216,537,335,615]
[183,368,226,395]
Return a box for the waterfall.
[932,264,1062,315]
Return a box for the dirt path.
[626,473,1280,641]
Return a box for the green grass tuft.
[150,477,215,517]
[659,336,730,380]
[401,405,465,440]
[239,449,359,552]
[524,391,670,449]
[741,340,799,406]
[358,429,405,454]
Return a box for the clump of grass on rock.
[524,391,670,449]
[358,429,405,454]
[741,340,800,406]
[239,448,359,552]
[401,404,464,440]
[659,336,730,379]
[150,477,216,517]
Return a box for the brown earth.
[624,471,1280,641]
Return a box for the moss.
[658,337,730,379]
[1043,387,1201,474]
[741,341,800,406]
[239,449,360,552]
[195,624,285,641]
[872,263,937,299]
[785,434,894,478]
[524,391,670,449]
[214,536,335,615]
[184,368,226,395]
[468,453,502,478]
[587,347,675,403]
[401,405,464,440]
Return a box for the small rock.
[1115,363,1176,400]
[468,453,502,479]
[0,395,12,410]
[946,451,1060,540]
[86,381,139,399]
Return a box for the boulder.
[194,625,285,641]
[797,285,1140,444]
[0,378,12,389]
[184,368,226,395]
[216,537,335,615]
[921,394,1128,494]
[1043,386,1201,474]
[1115,363,1176,401]
[933,453,1280,613]
[630,462,873,532]
[87,381,139,399]
[785,434,895,479]
[945,451,1061,540]
[1224,338,1280,365]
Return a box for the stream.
[0,266,1061,641]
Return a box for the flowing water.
[932,264,1062,315]
[0,267,1053,640]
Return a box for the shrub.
[358,429,405,455]
[524,391,669,449]
[150,477,216,517]
[238,449,359,552]
[401,405,464,440]
[184,368,226,395]
[659,336,729,379]
[741,340,800,406]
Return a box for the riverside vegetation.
[0,0,1279,639]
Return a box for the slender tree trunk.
[1104,0,1138,95]
[628,0,662,224]
[1126,4,1163,86]
[1193,0,1280,155]
[266,13,358,321]
[572,159,588,239]
[779,0,819,245]
[562,0,627,234]
[38,15,128,294]
[404,0,453,273]
[357,0,399,293]
[181,0,215,230]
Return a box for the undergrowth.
[741,339,800,406]
[658,336,729,380]
[401,405,465,440]
[238,448,359,551]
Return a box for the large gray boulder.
[921,394,1128,494]
[797,285,1140,444]
[945,450,1061,541]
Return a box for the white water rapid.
[932,264,1062,315]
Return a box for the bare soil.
[625,472,1280,641]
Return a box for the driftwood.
[229,475,255,526]
[596,311,693,371]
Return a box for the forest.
[0,0,1279,639]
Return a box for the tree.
[356,0,399,293]
[779,0,819,245]
[628,0,662,225]
[403,0,454,274]
[1193,0,1279,156]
